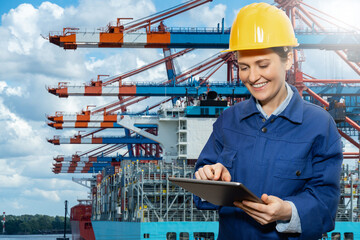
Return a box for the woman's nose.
[248,68,261,83]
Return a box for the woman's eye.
[240,67,248,71]
[259,65,269,68]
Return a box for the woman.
[194,3,342,240]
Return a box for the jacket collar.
[238,84,303,124]
[278,84,303,124]
[238,95,260,121]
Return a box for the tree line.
[3,214,71,235]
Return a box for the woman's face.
[237,48,293,108]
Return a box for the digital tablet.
[168,177,263,206]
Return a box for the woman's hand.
[233,194,292,225]
[195,163,231,182]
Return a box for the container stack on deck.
[93,160,217,222]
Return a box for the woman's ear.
[285,51,294,70]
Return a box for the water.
[0,235,72,240]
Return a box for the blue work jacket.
[194,85,343,240]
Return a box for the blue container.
[104,166,115,176]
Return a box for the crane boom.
[122,0,213,32]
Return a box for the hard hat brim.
[221,42,299,53]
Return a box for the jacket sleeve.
[285,120,343,240]
[193,115,224,210]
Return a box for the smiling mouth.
[251,82,268,88]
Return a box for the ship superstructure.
[46,0,360,239]
[93,106,218,219]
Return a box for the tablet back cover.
[168,177,262,206]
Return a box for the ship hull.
[70,203,95,240]
[92,221,360,240]
[328,222,360,240]
[92,221,219,240]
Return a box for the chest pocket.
[217,147,236,179]
[274,158,312,179]
[272,158,313,197]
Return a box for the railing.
[294,27,360,34]
[164,27,231,34]
[305,83,360,87]
[49,26,360,37]
[117,80,243,87]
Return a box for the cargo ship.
[68,103,360,240]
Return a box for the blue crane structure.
[47,0,360,173]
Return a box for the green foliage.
[4,214,70,234]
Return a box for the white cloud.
[44,178,72,189]
[309,0,360,29]
[3,4,40,55]
[0,98,45,157]
[85,57,106,72]
[0,159,18,175]
[39,1,64,19]
[24,188,61,202]
[189,4,226,27]
[10,200,25,210]
[5,86,22,96]
[0,5,88,80]
[0,81,23,96]
[0,174,29,188]
[61,0,156,29]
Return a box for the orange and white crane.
[47,0,360,174]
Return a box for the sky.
[0,0,359,217]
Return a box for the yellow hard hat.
[223,2,299,52]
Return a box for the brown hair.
[271,47,293,62]
[235,47,293,62]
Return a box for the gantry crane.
[47,0,360,176]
